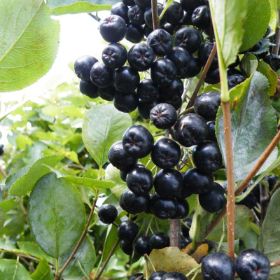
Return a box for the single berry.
[193,142,222,174]
[160,94,182,110]
[108,141,137,170]
[118,220,139,241]
[205,68,220,84]
[194,91,220,121]
[154,169,183,199]
[128,5,145,25]
[122,0,135,6]
[138,101,159,119]
[126,165,153,195]
[128,43,155,71]
[149,271,166,280]
[159,79,184,100]
[98,86,115,101]
[147,29,173,56]
[163,2,184,25]
[201,252,235,280]
[151,59,177,86]
[114,66,140,93]
[151,138,181,169]
[183,168,213,195]
[236,249,270,280]
[266,175,278,190]
[150,195,177,219]
[74,55,98,81]
[120,239,133,255]
[98,204,118,224]
[174,199,189,219]
[175,27,202,53]
[137,79,159,103]
[180,10,193,25]
[162,22,177,34]
[150,103,177,129]
[199,183,226,212]
[90,62,113,88]
[149,233,169,249]
[79,80,99,98]
[123,125,154,158]
[198,42,218,68]
[114,91,138,113]
[172,113,209,147]
[182,57,201,78]
[237,192,258,209]
[125,24,144,43]
[102,43,127,69]
[162,272,187,280]
[134,236,151,255]
[111,2,129,22]
[120,190,149,214]
[192,5,211,30]
[181,0,204,11]
[207,121,216,141]
[144,5,164,28]
[228,73,246,88]
[100,15,127,43]
[134,0,151,8]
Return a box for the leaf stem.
[55,193,99,279]
[221,102,235,258]
[151,0,159,30]
[186,43,217,109]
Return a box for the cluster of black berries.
[118,220,170,256]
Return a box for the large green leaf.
[0,0,59,92]
[28,173,86,258]
[9,155,63,196]
[47,0,118,14]
[240,0,271,52]
[63,176,114,190]
[0,259,32,280]
[216,72,278,181]
[209,0,248,67]
[31,259,53,280]
[82,104,132,167]
[261,189,280,279]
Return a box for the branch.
[55,194,99,280]
[88,13,101,22]
[169,219,181,247]
[186,44,217,109]
[151,0,159,30]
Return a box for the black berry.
[162,272,187,280]
[79,80,99,98]
[192,5,211,30]
[137,79,159,103]
[120,190,149,214]
[111,2,129,22]
[98,204,118,224]
[74,55,97,81]
[163,2,184,25]
[120,239,133,255]
[128,5,145,25]
[174,199,189,219]
[181,0,203,11]
[114,91,138,113]
[102,43,127,69]
[149,271,166,280]
[98,86,115,101]
[118,220,139,241]
[134,0,151,8]
[147,29,173,56]
[149,233,169,249]
[228,73,246,88]
[125,24,144,43]
[150,103,177,129]
[175,27,202,53]
[114,66,140,93]
[90,62,113,88]
[150,195,177,219]
[134,235,151,255]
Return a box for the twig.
[271,259,280,267]
[186,44,217,109]
[55,194,99,279]
[221,102,235,259]
[88,13,101,22]
[272,10,280,55]
[151,0,159,30]
[94,240,120,280]
[169,219,181,247]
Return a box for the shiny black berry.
[122,0,135,6]
[149,271,166,280]
[90,62,113,88]
[154,169,183,199]
[228,73,246,88]
[175,27,202,53]
[118,220,139,241]
[74,55,97,81]
[128,43,155,71]
[192,5,211,30]
[98,204,118,224]
[162,22,177,34]
[125,24,144,43]
[181,0,204,11]
[201,252,235,280]
[159,79,184,100]
[174,199,189,219]
[147,29,173,56]
[100,15,127,43]
[205,67,220,84]
[134,236,151,255]
[128,5,145,25]
[114,66,140,93]
[137,79,159,103]
[102,43,127,69]
[150,103,177,129]
[163,2,184,25]
[236,249,270,280]
[172,113,209,147]
[135,0,151,8]
[98,86,115,101]
[149,233,169,249]
[123,125,154,158]
[120,190,149,214]
[193,142,222,174]
[114,91,138,113]
[198,42,218,68]
[126,165,153,195]
[138,101,159,119]
[207,121,216,141]
[199,183,226,213]
[194,91,220,121]
[151,138,181,169]
[150,195,177,219]
[151,59,177,87]
[79,80,98,98]
[111,2,129,22]
[162,272,187,280]
[108,141,137,170]
[120,239,133,255]
[183,168,213,195]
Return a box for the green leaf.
[31,259,53,280]
[9,156,63,196]
[261,189,280,279]
[0,259,32,280]
[269,0,278,30]
[258,60,278,96]
[47,0,118,14]
[82,104,132,167]
[240,0,271,52]
[61,236,96,279]
[216,72,278,181]
[28,173,86,258]
[0,0,59,92]
[209,0,248,67]
[240,54,258,76]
